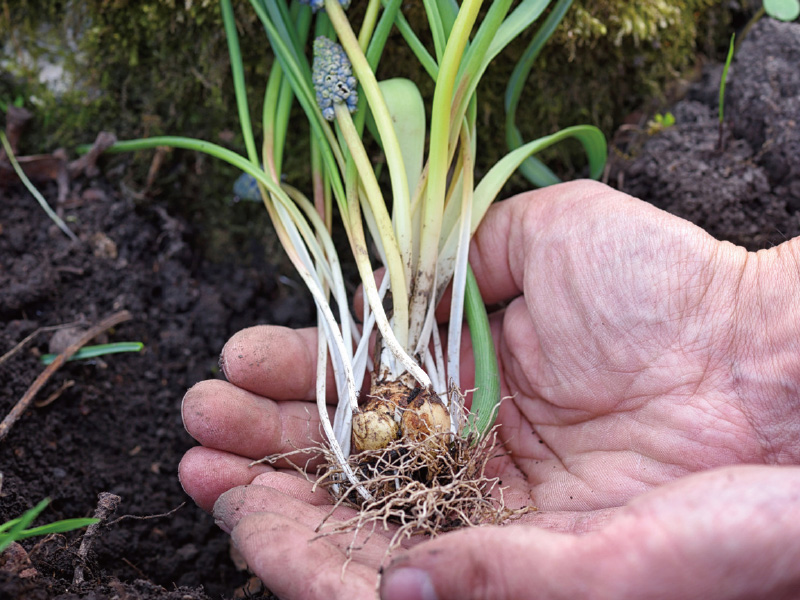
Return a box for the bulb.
[400,392,450,443]
[352,399,400,452]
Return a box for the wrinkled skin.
[179,181,800,600]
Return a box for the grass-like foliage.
[39,342,145,366]
[0,498,98,554]
[0,130,79,243]
[95,0,606,524]
[718,33,735,150]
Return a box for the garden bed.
[611,18,800,251]
[1,15,797,600]
[0,166,306,598]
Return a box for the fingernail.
[213,516,232,535]
[380,567,438,600]
[212,487,245,535]
[218,343,229,381]
[179,388,192,435]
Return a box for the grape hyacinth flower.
[232,172,260,202]
[312,36,358,122]
[298,0,351,13]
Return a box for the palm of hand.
[484,190,762,519]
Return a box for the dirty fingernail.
[381,567,438,600]
[218,344,230,381]
[212,487,244,535]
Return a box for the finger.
[213,482,347,536]
[214,483,398,561]
[182,378,332,461]
[250,471,335,507]
[231,512,377,600]
[178,446,273,512]
[220,325,336,402]
[380,525,574,600]
[380,466,800,600]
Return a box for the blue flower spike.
[233,172,261,202]
[298,0,351,13]
[312,36,358,122]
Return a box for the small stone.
[48,326,86,354]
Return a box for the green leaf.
[0,132,79,243]
[463,266,500,440]
[367,79,426,197]
[221,0,258,166]
[12,518,100,541]
[39,342,144,366]
[719,33,735,124]
[382,2,438,79]
[764,0,800,21]
[504,0,573,187]
[472,125,606,231]
[488,0,552,65]
[422,0,448,61]
[0,499,50,552]
[0,499,98,554]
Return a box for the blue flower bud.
[297,0,351,14]
[233,172,261,202]
[312,36,358,122]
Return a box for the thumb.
[379,525,578,600]
[380,466,800,600]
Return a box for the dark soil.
[1,15,798,600]
[0,164,311,598]
[610,18,800,251]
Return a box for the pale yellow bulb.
[352,399,400,452]
[400,393,450,443]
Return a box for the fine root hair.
[257,426,531,560]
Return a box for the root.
[257,398,533,561]
[263,428,531,558]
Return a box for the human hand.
[179,180,800,598]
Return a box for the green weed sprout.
[94,1,606,506]
[0,498,98,554]
[718,33,735,150]
[647,112,676,135]
[39,342,144,366]
[0,95,24,113]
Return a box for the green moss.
[1,0,265,150]
[1,0,731,189]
